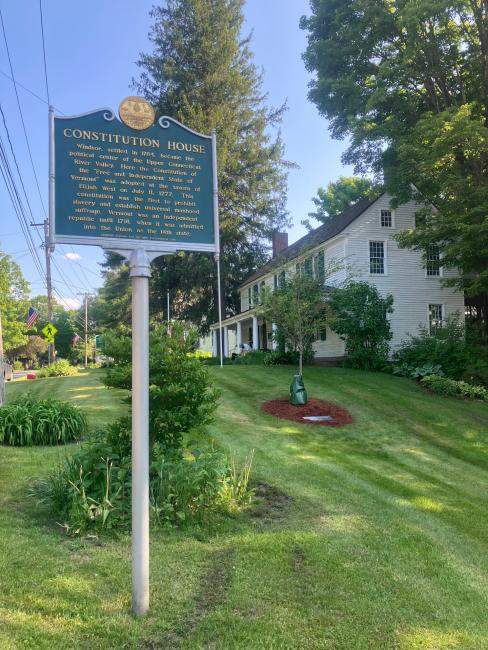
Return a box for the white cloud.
[64,252,81,261]
[56,297,81,310]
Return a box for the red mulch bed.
[261,397,353,427]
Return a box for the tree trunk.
[299,349,303,376]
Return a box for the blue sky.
[0,0,352,309]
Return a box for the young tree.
[328,282,394,370]
[301,1,488,296]
[99,0,291,330]
[303,176,381,229]
[260,273,328,376]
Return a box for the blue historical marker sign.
[52,107,218,253]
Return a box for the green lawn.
[1,366,488,649]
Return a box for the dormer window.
[380,209,393,227]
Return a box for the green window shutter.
[304,257,313,277]
[317,250,325,281]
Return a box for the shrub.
[32,434,131,531]
[233,350,270,365]
[462,349,488,388]
[12,360,23,371]
[36,359,78,378]
[0,396,87,446]
[263,345,315,367]
[150,446,229,526]
[189,349,212,359]
[32,433,254,533]
[420,375,488,401]
[329,282,394,370]
[393,316,469,379]
[103,323,220,450]
[393,362,444,380]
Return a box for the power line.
[0,127,45,284]
[0,70,64,114]
[38,0,50,106]
[0,7,47,218]
[1,8,91,302]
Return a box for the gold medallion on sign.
[118,96,155,130]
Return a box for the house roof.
[241,193,383,288]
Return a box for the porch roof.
[209,308,259,330]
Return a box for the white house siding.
[312,327,345,358]
[324,239,347,287]
[343,195,465,349]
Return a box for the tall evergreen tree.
[102,0,291,329]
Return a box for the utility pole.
[32,219,54,365]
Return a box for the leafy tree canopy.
[0,251,29,352]
[98,0,292,331]
[301,0,488,295]
[304,176,381,229]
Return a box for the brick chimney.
[272,232,288,257]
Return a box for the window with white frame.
[247,286,252,308]
[380,209,393,227]
[369,240,385,274]
[426,245,441,276]
[429,304,443,334]
[278,270,286,288]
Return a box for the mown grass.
[1,366,488,648]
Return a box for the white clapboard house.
[206,193,464,361]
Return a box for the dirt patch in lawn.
[149,547,234,648]
[261,397,353,427]
[251,481,292,523]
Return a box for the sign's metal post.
[215,253,224,366]
[129,248,151,617]
[211,130,223,367]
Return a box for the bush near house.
[393,317,469,380]
[421,375,488,401]
[0,396,87,446]
[329,282,394,371]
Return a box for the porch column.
[271,322,278,350]
[236,321,242,351]
[211,330,217,357]
[252,316,259,350]
[223,326,229,357]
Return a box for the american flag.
[26,307,39,328]
[71,333,81,347]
